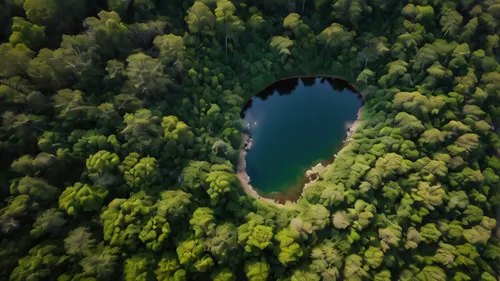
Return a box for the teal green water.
[242,77,362,196]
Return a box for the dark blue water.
[241,77,362,195]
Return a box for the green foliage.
[86,150,120,176]
[120,153,161,189]
[30,208,67,237]
[0,1,499,280]
[59,182,108,216]
[101,192,153,250]
[124,252,156,281]
[10,176,59,203]
[10,243,63,281]
[64,227,96,256]
[274,228,303,266]
[190,207,216,238]
[244,258,270,281]
[238,214,273,254]
[125,53,171,99]
[204,163,238,205]
[154,34,185,65]
[139,215,171,251]
[176,238,214,272]
[9,17,45,50]
[185,2,215,37]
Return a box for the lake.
[240,77,362,200]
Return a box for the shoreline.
[237,105,364,206]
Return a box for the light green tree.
[185,2,215,40]
[244,258,270,281]
[59,182,108,216]
[274,228,303,266]
[153,34,185,65]
[215,0,244,58]
[125,53,171,99]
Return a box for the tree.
[283,13,302,38]
[10,176,59,203]
[52,88,85,120]
[139,215,170,251]
[343,254,367,281]
[119,153,161,189]
[121,109,155,142]
[59,182,108,216]
[100,192,153,249]
[332,211,351,229]
[395,112,425,139]
[64,227,96,256]
[416,266,446,281]
[454,133,480,153]
[378,226,402,252]
[204,163,238,205]
[412,182,445,210]
[0,43,35,79]
[420,223,442,244]
[176,238,214,272]
[244,258,270,281]
[269,36,294,63]
[156,190,192,221]
[162,116,195,161]
[419,128,446,147]
[125,53,171,99]
[317,23,355,54]
[412,44,439,73]
[154,34,186,66]
[86,150,120,177]
[461,17,479,41]
[463,225,491,245]
[440,7,463,38]
[190,207,216,238]
[124,252,156,281]
[363,246,383,269]
[9,17,45,50]
[215,0,245,59]
[30,208,67,238]
[208,223,240,265]
[211,267,235,281]
[330,0,372,29]
[238,216,273,254]
[374,153,410,179]
[26,48,68,90]
[10,243,63,281]
[23,0,58,26]
[179,161,211,192]
[155,253,186,281]
[54,35,99,88]
[291,265,321,281]
[405,227,421,249]
[185,2,215,40]
[274,228,303,266]
[310,240,342,281]
[79,244,119,280]
[83,11,131,59]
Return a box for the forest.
[0,0,499,280]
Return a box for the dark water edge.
[239,76,364,203]
[241,76,360,119]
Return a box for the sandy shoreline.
[237,106,364,206]
[237,134,289,207]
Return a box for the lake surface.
[241,77,362,198]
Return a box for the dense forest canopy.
[0,0,499,280]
